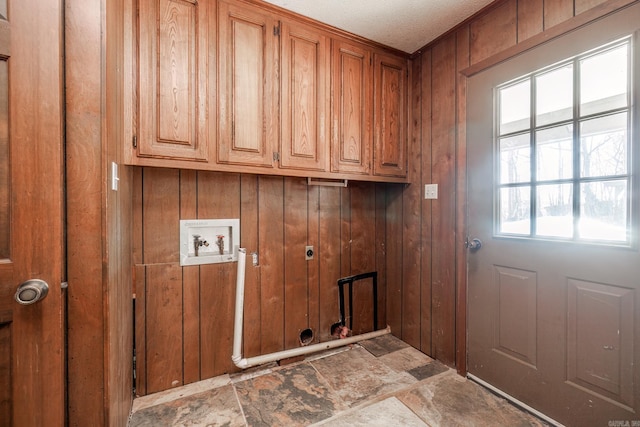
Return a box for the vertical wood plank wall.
[131,0,633,395]
[133,169,391,395]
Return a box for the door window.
[496,39,632,244]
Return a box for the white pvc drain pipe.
[232,248,391,369]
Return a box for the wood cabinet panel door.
[0,0,65,424]
[373,52,407,178]
[138,0,212,161]
[280,21,330,171]
[331,39,372,175]
[218,0,278,168]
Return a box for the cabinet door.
[218,0,278,168]
[331,39,372,175]
[138,0,212,161]
[373,52,407,177]
[280,21,330,171]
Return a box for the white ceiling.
[262,0,496,54]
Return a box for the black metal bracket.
[337,271,378,332]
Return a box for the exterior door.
[467,5,640,426]
[0,0,65,425]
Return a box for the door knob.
[15,279,49,305]
[465,237,482,251]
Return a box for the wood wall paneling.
[430,35,457,365]
[240,175,262,358]
[318,186,342,342]
[543,0,574,29]
[284,178,310,348]
[145,264,183,394]
[517,0,544,42]
[198,172,241,377]
[374,184,388,330]
[419,50,433,357]
[455,25,471,375]
[575,0,610,15]
[385,185,403,337]
[349,182,377,334]
[307,186,321,342]
[470,0,518,64]
[258,176,286,354]
[400,56,422,349]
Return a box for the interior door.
[0,0,65,425]
[467,5,640,426]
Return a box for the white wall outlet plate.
[424,184,438,199]
[179,218,240,266]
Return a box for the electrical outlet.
[424,184,438,199]
[305,246,314,260]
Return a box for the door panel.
[467,4,640,425]
[0,0,65,425]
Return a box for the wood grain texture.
[544,0,574,29]
[134,265,147,396]
[145,263,184,393]
[258,176,285,354]
[137,0,210,160]
[385,184,403,337]
[401,55,422,349]
[318,186,342,342]
[430,35,457,366]
[575,0,609,14]
[280,21,330,171]
[455,26,470,376]
[307,186,321,343]
[218,0,278,168]
[419,50,433,357]
[350,182,376,334]
[331,39,372,175]
[374,184,388,329]
[240,174,262,358]
[373,52,408,178]
[142,168,181,264]
[284,178,309,348]
[517,0,544,42]
[198,172,241,376]
[470,0,518,64]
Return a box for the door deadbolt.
[15,279,49,305]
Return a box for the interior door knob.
[15,279,49,305]
[466,237,482,251]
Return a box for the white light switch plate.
[424,184,438,199]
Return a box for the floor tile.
[313,397,428,426]
[234,363,346,426]
[131,375,231,413]
[407,360,449,381]
[377,345,434,373]
[397,371,547,427]
[311,346,415,407]
[358,333,409,357]
[129,384,244,427]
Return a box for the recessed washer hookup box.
[179,219,240,266]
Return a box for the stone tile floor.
[129,334,548,426]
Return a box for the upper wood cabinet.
[330,39,372,176]
[279,21,331,172]
[137,0,214,161]
[217,0,279,168]
[373,52,407,178]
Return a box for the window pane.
[500,133,530,184]
[580,112,627,178]
[580,180,627,241]
[536,183,573,238]
[536,125,573,181]
[499,80,530,135]
[536,64,573,126]
[580,44,628,116]
[499,186,530,235]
